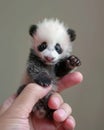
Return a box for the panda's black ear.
[29,25,38,37]
[67,28,76,41]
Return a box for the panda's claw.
[67,55,81,68]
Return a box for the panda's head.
[29,19,76,65]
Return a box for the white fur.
[32,18,72,64]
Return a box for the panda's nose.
[44,56,54,62]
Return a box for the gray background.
[0,0,104,130]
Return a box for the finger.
[6,83,52,118]
[48,92,64,109]
[0,94,16,116]
[57,72,83,92]
[63,116,76,130]
[53,103,72,122]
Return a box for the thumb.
[5,83,52,118]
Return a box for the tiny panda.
[17,18,81,119]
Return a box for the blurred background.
[0,0,104,130]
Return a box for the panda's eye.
[55,43,63,54]
[38,42,47,52]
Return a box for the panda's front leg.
[34,72,52,87]
[55,55,81,77]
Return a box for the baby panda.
[17,18,81,119]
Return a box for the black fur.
[27,49,50,82]
[38,42,47,52]
[29,25,37,37]
[67,29,76,41]
[55,58,71,77]
[55,43,63,54]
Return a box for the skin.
[0,72,83,130]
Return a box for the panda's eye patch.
[55,43,63,54]
[38,42,47,52]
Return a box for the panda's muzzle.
[44,56,54,62]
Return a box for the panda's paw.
[67,55,81,68]
[35,72,52,87]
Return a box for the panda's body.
[17,19,81,119]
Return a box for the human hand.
[0,72,83,130]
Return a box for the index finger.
[57,72,83,92]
